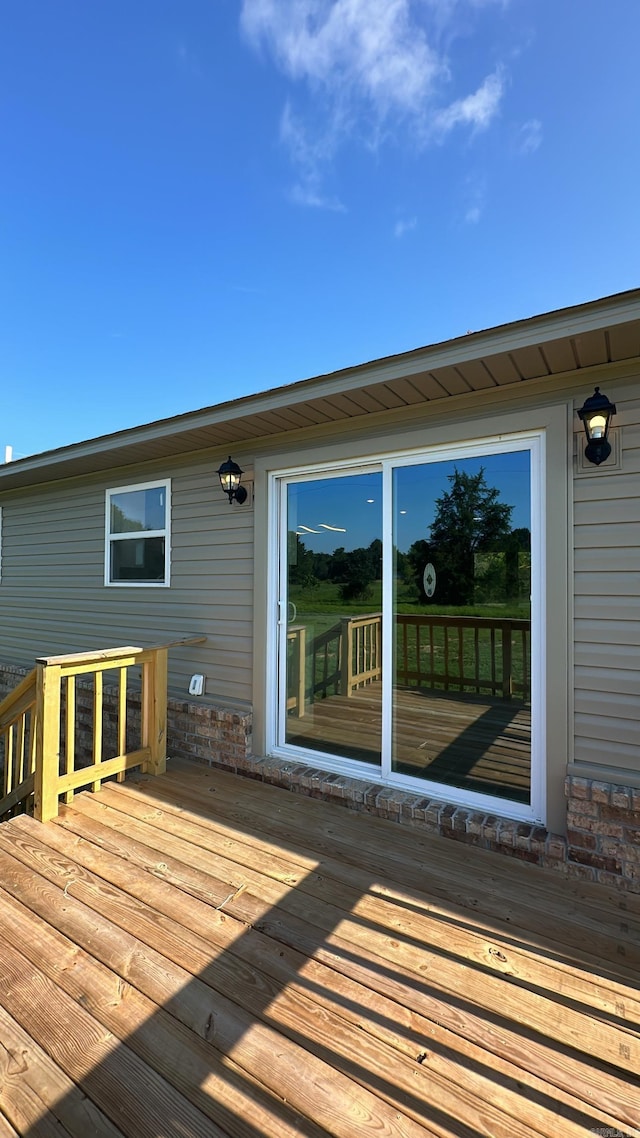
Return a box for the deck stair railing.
[288,612,530,714]
[0,636,205,824]
[0,668,37,819]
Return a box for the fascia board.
[2,290,639,488]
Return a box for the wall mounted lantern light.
[217,456,248,505]
[577,387,617,466]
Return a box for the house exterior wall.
[0,453,255,709]
[1,359,639,889]
[572,386,640,782]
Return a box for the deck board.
[286,685,532,799]
[0,760,638,1137]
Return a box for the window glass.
[110,536,166,582]
[110,486,166,533]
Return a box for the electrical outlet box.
[188,674,205,697]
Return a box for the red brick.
[566,799,599,818]
[568,847,622,874]
[496,821,518,848]
[600,804,635,823]
[611,787,632,810]
[590,781,612,804]
[566,828,597,850]
[539,837,564,860]
[588,820,625,838]
[567,777,591,800]
[467,812,488,837]
[565,862,597,883]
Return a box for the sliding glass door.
[391,452,532,804]
[280,468,383,766]
[274,437,540,817]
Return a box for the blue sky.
[2,1,639,460]
[288,450,529,552]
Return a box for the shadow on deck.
[0,758,638,1137]
[287,685,532,803]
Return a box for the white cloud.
[242,0,443,113]
[241,0,507,205]
[433,68,504,135]
[290,182,347,211]
[394,216,417,238]
[516,118,542,155]
[280,101,347,210]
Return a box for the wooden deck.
[0,760,638,1138]
[288,685,532,802]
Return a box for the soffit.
[2,291,639,491]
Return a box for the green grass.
[289,580,529,623]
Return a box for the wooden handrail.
[0,667,37,731]
[36,634,207,667]
[1,636,206,824]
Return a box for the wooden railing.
[287,613,382,715]
[0,636,205,824]
[395,614,530,701]
[288,612,530,712]
[286,625,307,717]
[339,614,382,695]
[0,669,37,819]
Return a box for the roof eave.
[2,287,639,492]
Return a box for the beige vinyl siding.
[573,387,640,775]
[0,454,254,709]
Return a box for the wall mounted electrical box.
[188,674,205,697]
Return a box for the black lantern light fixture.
[577,387,616,466]
[217,455,248,505]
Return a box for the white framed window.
[105,479,171,587]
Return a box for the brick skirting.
[565,773,640,890]
[1,663,638,892]
[224,755,640,892]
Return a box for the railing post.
[144,648,168,776]
[339,618,354,697]
[502,623,513,700]
[295,626,306,716]
[286,627,306,717]
[34,661,62,823]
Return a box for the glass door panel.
[282,471,383,764]
[392,452,532,803]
